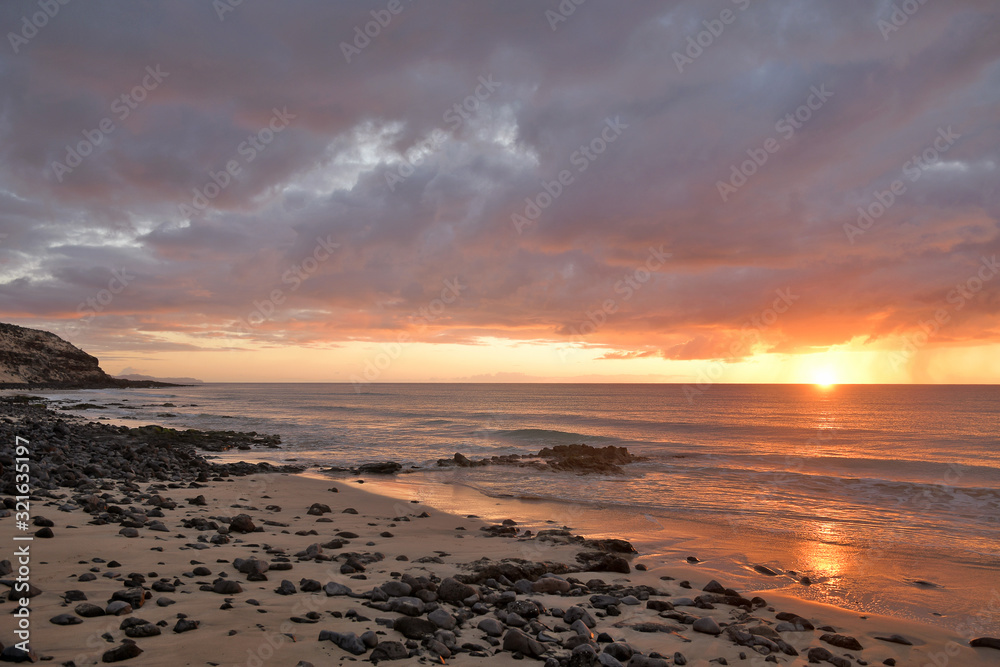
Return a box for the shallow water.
[33,382,1000,635]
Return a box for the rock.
[319,630,367,655]
[703,580,726,594]
[875,634,913,645]
[229,514,255,533]
[753,565,779,576]
[820,633,863,651]
[50,613,83,625]
[590,594,621,609]
[428,608,456,630]
[212,579,242,595]
[533,576,571,594]
[102,642,143,662]
[118,527,138,538]
[0,644,39,663]
[111,588,145,609]
[275,580,296,595]
[358,461,402,474]
[503,628,546,659]
[392,616,436,639]
[105,601,133,616]
[693,617,721,635]
[602,644,634,663]
[627,656,669,667]
[598,653,624,667]
[437,577,477,603]
[381,580,412,597]
[123,623,160,638]
[971,637,1000,650]
[34,526,53,538]
[576,552,630,573]
[174,619,200,633]
[774,612,815,630]
[306,503,331,515]
[75,602,106,617]
[563,606,597,628]
[324,581,352,596]
[390,596,424,616]
[478,618,505,636]
[806,647,832,662]
[370,641,408,661]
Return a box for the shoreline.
[1,394,998,664]
[2,470,998,665]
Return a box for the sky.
[0,0,998,384]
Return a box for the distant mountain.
[0,322,178,388]
[115,373,204,384]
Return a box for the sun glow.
[814,368,838,387]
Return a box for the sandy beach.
[3,467,998,666]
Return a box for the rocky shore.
[0,397,997,666]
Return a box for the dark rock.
[306,503,331,515]
[101,642,143,662]
[358,461,402,475]
[123,623,160,638]
[971,637,1000,650]
[437,577,477,603]
[370,641,408,661]
[212,579,242,595]
[503,628,546,659]
[174,619,200,633]
[392,616,436,639]
[75,602,106,617]
[50,613,83,625]
[874,634,913,646]
[806,647,832,662]
[0,643,38,662]
[229,514,255,533]
[478,618,505,636]
[820,633,863,651]
[319,630,367,655]
[692,617,721,635]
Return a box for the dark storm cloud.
[0,0,997,358]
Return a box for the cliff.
[0,322,176,388]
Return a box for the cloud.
[0,0,998,370]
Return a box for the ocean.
[36,383,1000,635]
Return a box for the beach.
[2,397,999,666]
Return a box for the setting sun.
[814,368,838,387]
